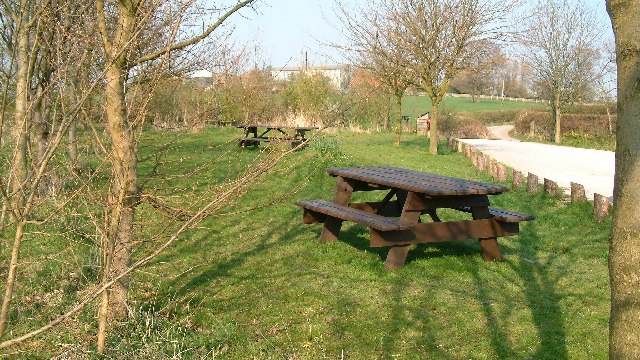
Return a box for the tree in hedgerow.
[519,0,603,143]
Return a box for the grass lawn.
[4,127,610,358]
[399,95,546,121]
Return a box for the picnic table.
[236,124,317,149]
[296,166,533,269]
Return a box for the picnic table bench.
[236,124,317,149]
[296,166,533,269]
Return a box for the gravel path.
[460,126,615,200]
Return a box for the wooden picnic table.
[236,124,317,148]
[296,166,533,269]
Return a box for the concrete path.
[460,126,615,200]
[488,125,520,142]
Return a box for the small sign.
[417,117,430,130]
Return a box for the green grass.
[398,95,546,121]
[2,128,610,358]
[511,131,616,152]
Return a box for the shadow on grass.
[464,203,568,359]
[334,195,568,358]
[141,205,314,319]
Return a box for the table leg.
[384,192,422,269]
[385,246,411,269]
[319,176,353,242]
[471,205,503,261]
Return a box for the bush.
[513,110,616,140]
[463,110,523,125]
[439,111,491,139]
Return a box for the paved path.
[488,125,520,141]
[460,126,615,200]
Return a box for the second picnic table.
[296,166,533,269]
[237,124,317,148]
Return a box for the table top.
[236,124,318,130]
[326,166,510,196]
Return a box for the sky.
[226,0,615,69]
[228,0,348,68]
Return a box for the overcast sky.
[227,0,614,69]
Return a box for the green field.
[398,95,547,120]
[4,128,609,358]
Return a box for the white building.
[270,65,352,90]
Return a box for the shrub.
[461,110,524,125]
[439,111,491,139]
[513,110,616,140]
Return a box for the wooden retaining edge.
[594,193,610,222]
[513,170,524,189]
[571,182,587,202]
[452,139,612,223]
[544,178,559,196]
[527,173,540,194]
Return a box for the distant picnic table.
[296,166,533,269]
[236,124,317,149]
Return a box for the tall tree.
[450,40,505,102]
[93,0,255,353]
[0,0,98,339]
[519,0,601,143]
[338,0,414,145]
[391,0,516,155]
[607,0,640,358]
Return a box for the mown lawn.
[399,95,546,121]
[4,127,610,358]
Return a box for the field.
[3,127,610,358]
[398,95,546,120]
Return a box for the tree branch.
[129,0,256,68]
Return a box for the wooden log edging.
[544,178,559,196]
[513,170,524,189]
[528,173,540,194]
[594,193,610,222]
[571,182,587,202]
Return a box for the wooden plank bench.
[455,206,534,222]
[296,200,414,231]
[239,137,306,148]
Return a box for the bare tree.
[337,0,414,145]
[0,0,99,339]
[93,0,256,353]
[391,0,516,155]
[607,0,640,358]
[451,40,505,102]
[519,0,602,143]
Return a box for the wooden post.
[513,170,523,189]
[457,140,464,153]
[544,178,559,196]
[527,173,539,194]
[464,144,471,158]
[489,159,498,179]
[470,150,476,167]
[594,193,610,222]
[497,163,507,182]
[477,153,486,171]
[571,182,587,202]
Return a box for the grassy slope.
[95,128,609,359]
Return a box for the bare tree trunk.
[100,64,138,316]
[11,12,31,209]
[33,89,51,167]
[68,121,78,167]
[0,222,25,337]
[394,94,402,146]
[552,93,561,143]
[428,98,441,155]
[607,1,640,358]
[0,5,33,338]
